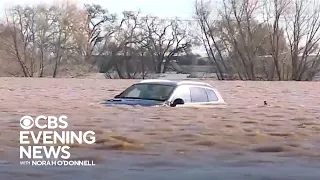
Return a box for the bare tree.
[1,0,319,80]
[143,16,194,73]
[0,24,24,76]
[0,2,96,78]
[263,0,291,80]
[32,5,58,77]
[221,0,265,80]
[3,5,38,77]
[34,3,85,78]
[195,0,228,80]
[101,11,145,79]
[195,0,290,80]
[284,0,320,80]
[82,4,117,63]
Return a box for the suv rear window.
[190,87,209,102]
[206,89,218,101]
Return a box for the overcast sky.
[0,0,195,19]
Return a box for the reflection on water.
[0,78,320,179]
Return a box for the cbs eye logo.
[20,116,34,130]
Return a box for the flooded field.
[0,77,320,180]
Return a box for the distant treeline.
[0,0,319,80]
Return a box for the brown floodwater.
[0,77,320,180]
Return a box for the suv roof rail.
[139,79,212,87]
[139,79,173,83]
[177,81,212,87]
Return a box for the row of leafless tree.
[0,0,319,80]
[195,0,320,80]
[0,2,195,78]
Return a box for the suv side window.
[171,86,191,103]
[206,89,218,101]
[190,87,209,102]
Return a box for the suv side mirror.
[170,98,184,107]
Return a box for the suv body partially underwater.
[103,79,226,107]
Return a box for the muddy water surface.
[0,78,320,180]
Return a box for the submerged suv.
[103,79,226,107]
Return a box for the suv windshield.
[116,83,176,101]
